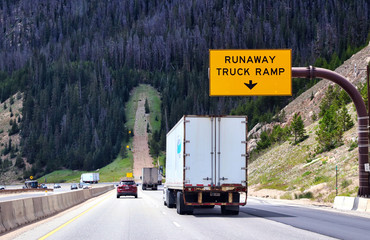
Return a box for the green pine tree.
[145,98,150,114]
[256,131,271,151]
[316,105,343,152]
[338,105,354,131]
[15,155,25,169]
[290,113,306,144]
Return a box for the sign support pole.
[336,165,338,196]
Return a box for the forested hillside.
[0,0,369,177]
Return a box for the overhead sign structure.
[209,49,292,96]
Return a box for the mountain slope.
[0,92,25,184]
[0,0,369,178]
[248,42,370,204]
[283,42,370,127]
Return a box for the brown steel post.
[367,64,370,192]
[367,65,370,116]
[336,165,338,196]
[292,66,370,197]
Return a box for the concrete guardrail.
[0,185,114,234]
[0,189,54,194]
[333,196,370,212]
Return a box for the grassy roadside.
[37,143,134,183]
[37,170,83,183]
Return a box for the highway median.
[0,185,114,234]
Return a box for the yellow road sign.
[30,176,33,180]
[209,49,292,96]
[126,172,133,178]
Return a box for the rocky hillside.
[282,42,370,127]
[0,92,25,184]
[248,42,370,204]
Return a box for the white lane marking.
[173,221,181,228]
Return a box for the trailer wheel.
[142,185,147,190]
[176,192,193,215]
[166,189,176,208]
[152,186,157,190]
[221,205,239,215]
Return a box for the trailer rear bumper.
[183,190,247,206]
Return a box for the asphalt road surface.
[3,186,370,240]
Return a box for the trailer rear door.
[184,116,213,186]
[185,116,247,187]
[217,117,247,186]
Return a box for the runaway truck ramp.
[0,185,114,234]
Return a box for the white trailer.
[142,167,159,190]
[163,115,248,215]
[80,173,99,184]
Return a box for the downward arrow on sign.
[244,80,257,90]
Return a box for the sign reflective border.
[209,49,292,96]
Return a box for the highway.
[3,186,370,240]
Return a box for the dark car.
[117,180,137,198]
[71,183,78,190]
[24,180,39,189]
[54,183,61,189]
[40,183,48,189]
[0,185,5,190]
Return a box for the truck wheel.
[221,205,239,215]
[153,186,157,190]
[166,189,176,208]
[176,192,193,215]
[142,185,147,190]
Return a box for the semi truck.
[142,167,159,190]
[80,173,99,186]
[163,115,248,215]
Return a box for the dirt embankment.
[132,94,154,181]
